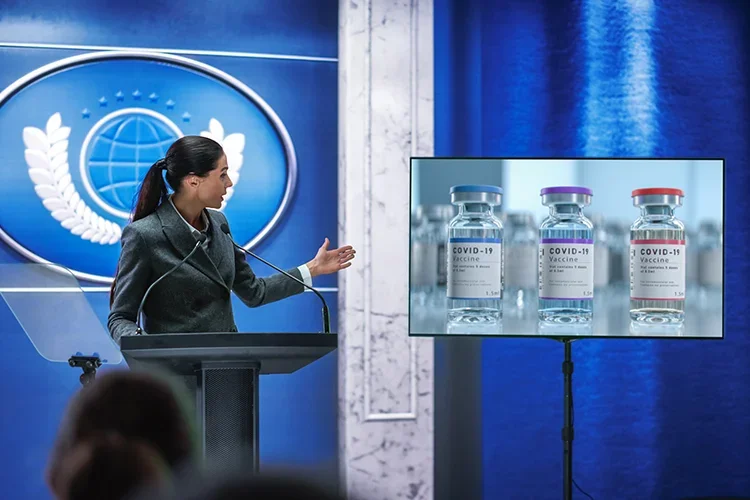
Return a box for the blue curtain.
[435,0,750,498]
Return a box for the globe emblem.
[81,109,183,219]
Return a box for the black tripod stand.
[68,355,101,387]
[561,339,574,500]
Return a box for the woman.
[46,369,195,500]
[107,136,354,344]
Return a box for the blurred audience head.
[52,433,169,500]
[46,369,196,500]
[135,468,350,500]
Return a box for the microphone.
[134,232,207,335]
[220,223,331,334]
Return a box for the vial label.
[538,239,594,300]
[447,237,502,299]
[630,239,686,300]
[506,245,537,288]
[698,248,722,287]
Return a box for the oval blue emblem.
[0,51,297,283]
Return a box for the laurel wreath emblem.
[23,113,122,245]
[22,113,245,244]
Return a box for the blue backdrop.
[0,1,339,498]
[436,0,749,498]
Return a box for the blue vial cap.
[449,185,503,194]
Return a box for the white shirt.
[168,196,313,288]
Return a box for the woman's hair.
[131,135,224,223]
[46,370,195,500]
[53,433,168,500]
[109,135,224,305]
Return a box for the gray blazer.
[107,201,304,344]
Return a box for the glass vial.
[685,228,699,290]
[604,221,627,286]
[697,220,723,290]
[588,213,610,291]
[629,188,686,324]
[410,207,438,306]
[446,185,503,324]
[504,211,538,311]
[538,186,594,323]
[425,205,458,301]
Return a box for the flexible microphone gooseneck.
[134,232,207,335]
[219,223,331,334]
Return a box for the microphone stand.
[220,223,331,334]
[134,233,207,335]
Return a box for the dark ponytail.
[132,135,224,221]
[132,158,169,223]
[55,433,168,500]
[109,136,225,305]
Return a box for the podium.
[120,332,337,471]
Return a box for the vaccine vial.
[618,221,631,286]
[538,186,594,323]
[697,221,723,290]
[685,228,699,290]
[588,213,610,291]
[410,207,438,306]
[697,220,722,312]
[425,205,457,292]
[504,212,538,311]
[604,221,627,285]
[629,188,686,324]
[446,185,503,324]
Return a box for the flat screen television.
[408,157,724,339]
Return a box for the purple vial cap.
[540,186,593,196]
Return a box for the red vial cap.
[631,188,684,197]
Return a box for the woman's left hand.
[306,238,356,277]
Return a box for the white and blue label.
[447,237,502,300]
[538,238,594,300]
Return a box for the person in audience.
[135,469,350,500]
[46,369,196,500]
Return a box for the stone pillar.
[338,0,434,499]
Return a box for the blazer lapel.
[156,202,229,291]
[206,209,234,286]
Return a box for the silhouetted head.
[133,469,351,500]
[46,369,196,500]
[52,432,169,500]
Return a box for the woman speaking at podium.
[107,136,355,344]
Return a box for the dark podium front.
[121,333,337,471]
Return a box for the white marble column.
[338,0,434,499]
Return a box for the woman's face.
[195,154,233,209]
